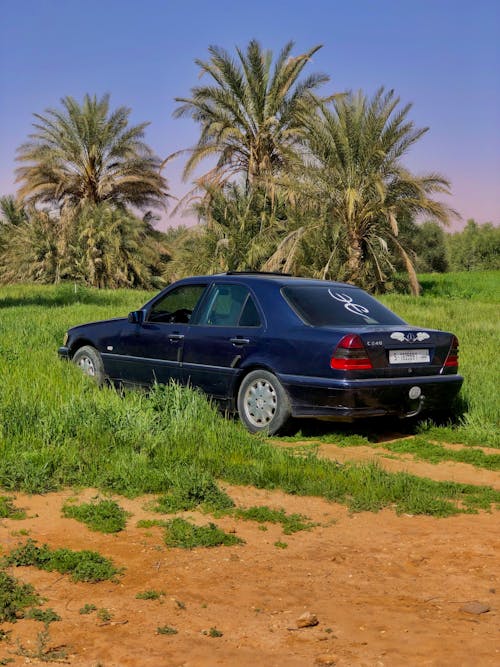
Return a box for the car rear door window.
[239,296,261,327]
[148,284,207,324]
[198,284,261,327]
[282,285,406,326]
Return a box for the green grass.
[0,279,498,518]
[416,271,500,301]
[0,496,26,519]
[381,436,500,469]
[135,589,165,600]
[2,539,121,582]
[281,431,500,471]
[151,468,234,514]
[382,270,500,447]
[231,506,316,534]
[136,519,169,529]
[163,518,244,549]
[62,498,128,533]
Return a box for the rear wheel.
[72,345,106,385]
[237,370,291,435]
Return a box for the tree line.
[0,41,497,292]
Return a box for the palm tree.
[0,207,64,284]
[0,195,28,227]
[297,88,454,294]
[173,40,330,192]
[16,94,168,211]
[164,184,287,278]
[68,204,170,288]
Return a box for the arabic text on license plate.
[389,349,430,364]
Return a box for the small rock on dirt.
[297,611,319,628]
[460,601,491,615]
[315,654,337,665]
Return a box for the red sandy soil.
[0,479,498,667]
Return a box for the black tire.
[237,369,291,435]
[72,345,106,385]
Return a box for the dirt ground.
[0,448,498,667]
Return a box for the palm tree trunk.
[346,228,363,283]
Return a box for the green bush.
[62,498,127,533]
[3,540,121,582]
[0,571,41,622]
[163,518,244,549]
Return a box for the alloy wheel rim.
[78,356,95,376]
[243,379,277,427]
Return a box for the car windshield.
[282,285,406,327]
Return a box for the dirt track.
[0,476,498,667]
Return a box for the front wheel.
[237,370,291,435]
[72,345,106,385]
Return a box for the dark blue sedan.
[58,272,463,434]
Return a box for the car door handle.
[168,333,185,341]
[230,337,250,346]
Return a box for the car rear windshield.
[282,285,406,327]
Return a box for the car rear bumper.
[278,372,464,420]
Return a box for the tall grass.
[383,270,499,445]
[0,278,498,515]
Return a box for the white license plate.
[389,349,430,364]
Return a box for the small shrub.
[79,603,97,615]
[62,499,127,533]
[3,539,121,582]
[0,571,40,622]
[25,608,61,624]
[97,608,112,622]
[157,625,178,635]
[10,529,30,537]
[14,626,68,662]
[164,518,244,549]
[205,627,223,637]
[274,541,288,549]
[135,590,165,600]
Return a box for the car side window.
[198,284,261,327]
[148,284,206,324]
[239,296,261,327]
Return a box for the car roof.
[177,272,356,289]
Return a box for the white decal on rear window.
[328,290,370,317]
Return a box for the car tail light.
[330,334,373,370]
[444,335,459,368]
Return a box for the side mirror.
[127,309,146,325]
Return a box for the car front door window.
[148,285,206,324]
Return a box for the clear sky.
[1,0,498,229]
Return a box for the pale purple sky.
[1,0,499,230]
